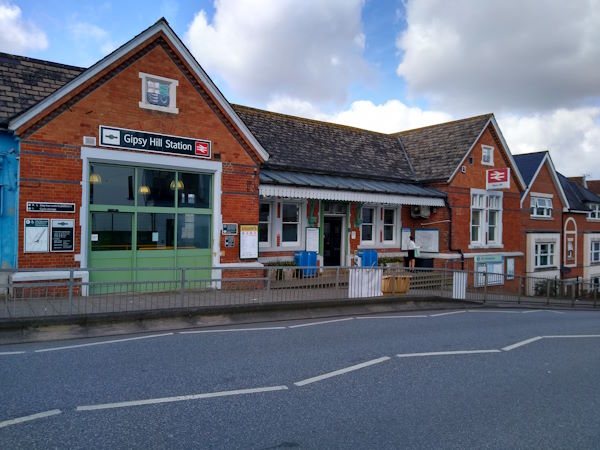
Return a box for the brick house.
[4,19,268,286]
[514,151,570,293]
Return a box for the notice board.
[414,229,439,253]
[239,224,259,259]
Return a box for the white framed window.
[481,145,494,166]
[258,202,271,247]
[588,204,600,220]
[139,72,179,114]
[471,192,485,244]
[382,208,396,243]
[281,202,300,246]
[535,242,555,268]
[530,196,552,218]
[488,194,502,244]
[470,190,503,247]
[591,241,600,264]
[360,206,375,244]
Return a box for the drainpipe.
[445,198,464,270]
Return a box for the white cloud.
[185,0,369,107]
[0,2,48,53]
[498,108,600,178]
[68,22,116,62]
[396,0,600,114]
[324,99,452,133]
[266,96,452,134]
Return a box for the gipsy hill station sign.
[99,125,211,158]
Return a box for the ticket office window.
[89,163,212,252]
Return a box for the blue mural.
[0,132,18,269]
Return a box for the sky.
[2,0,600,178]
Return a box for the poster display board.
[305,227,319,252]
[401,228,411,250]
[239,224,259,259]
[414,229,439,253]
[51,219,75,252]
[24,218,49,253]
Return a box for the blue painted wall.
[0,132,19,269]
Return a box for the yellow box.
[382,275,410,294]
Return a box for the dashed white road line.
[429,310,467,317]
[543,334,600,339]
[288,317,354,328]
[355,315,428,320]
[76,385,289,412]
[34,332,174,353]
[397,349,500,358]
[294,356,391,387]
[180,327,286,334]
[0,351,26,356]
[502,336,543,351]
[0,409,62,429]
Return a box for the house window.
[383,208,396,243]
[471,190,503,246]
[259,203,271,246]
[488,194,502,244]
[530,197,553,217]
[361,207,375,244]
[471,193,485,244]
[535,242,555,268]
[588,204,600,220]
[591,241,600,264]
[481,145,494,165]
[139,72,179,114]
[281,203,300,245]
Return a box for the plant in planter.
[263,261,296,281]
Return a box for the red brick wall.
[17,36,261,269]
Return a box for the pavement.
[1,307,600,448]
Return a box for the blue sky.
[2,0,600,177]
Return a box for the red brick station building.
[1,19,599,290]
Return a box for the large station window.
[89,163,212,255]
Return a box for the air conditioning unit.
[411,205,431,218]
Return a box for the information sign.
[239,224,259,259]
[51,219,75,252]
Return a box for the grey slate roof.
[0,53,84,128]
[260,169,445,198]
[557,172,600,211]
[513,151,547,187]
[233,105,415,182]
[395,114,492,181]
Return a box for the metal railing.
[1,266,598,321]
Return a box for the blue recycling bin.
[294,251,317,277]
[358,249,378,267]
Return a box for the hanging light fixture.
[89,173,102,184]
[170,179,184,190]
[138,185,151,195]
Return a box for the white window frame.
[591,241,600,264]
[487,194,502,245]
[530,196,553,218]
[535,242,556,269]
[360,206,376,245]
[588,204,600,220]
[470,189,503,248]
[382,207,398,244]
[281,202,301,247]
[258,202,272,248]
[481,145,494,166]
[139,72,179,114]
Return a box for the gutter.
[445,198,464,269]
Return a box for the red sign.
[486,168,510,189]
[195,141,210,156]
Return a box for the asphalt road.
[1,308,600,449]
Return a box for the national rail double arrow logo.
[489,170,506,181]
